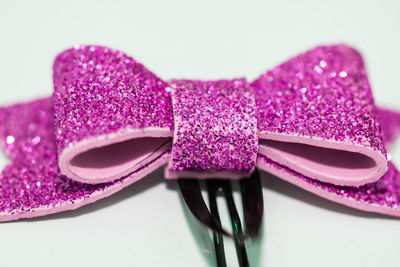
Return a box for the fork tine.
[239,169,264,237]
[177,178,229,236]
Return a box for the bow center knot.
[165,79,258,179]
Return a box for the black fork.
[178,170,263,267]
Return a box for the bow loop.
[253,44,387,186]
[52,44,388,186]
[53,45,173,183]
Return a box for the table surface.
[1,1,400,266]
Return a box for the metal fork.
[178,170,263,267]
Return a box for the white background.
[0,0,400,266]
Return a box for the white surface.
[1,0,400,266]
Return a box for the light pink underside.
[256,158,400,217]
[258,132,387,186]
[0,153,170,222]
[59,128,172,184]
[65,131,387,187]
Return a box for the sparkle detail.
[168,79,258,177]
[252,45,386,157]
[0,99,169,217]
[0,44,399,221]
[53,45,174,156]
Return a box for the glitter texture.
[377,108,400,147]
[252,45,386,157]
[1,100,400,220]
[0,98,169,221]
[257,155,400,213]
[166,79,258,178]
[53,45,173,155]
[1,44,400,221]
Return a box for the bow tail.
[0,98,170,222]
[256,109,400,217]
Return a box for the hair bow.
[1,44,400,223]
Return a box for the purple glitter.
[252,44,386,157]
[0,44,399,221]
[167,79,258,178]
[377,108,400,146]
[0,100,399,219]
[0,98,169,219]
[258,155,400,210]
[53,45,173,155]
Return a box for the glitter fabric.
[166,79,258,179]
[377,108,400,147]
[257,155,400,216]
[53,45,173,183]
[0,98,169,221]
[253,45,384,153]
[253,45,387,186]
[0,101,400,220]
[0,44,400,221]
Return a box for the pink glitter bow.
[1,44,400,222]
